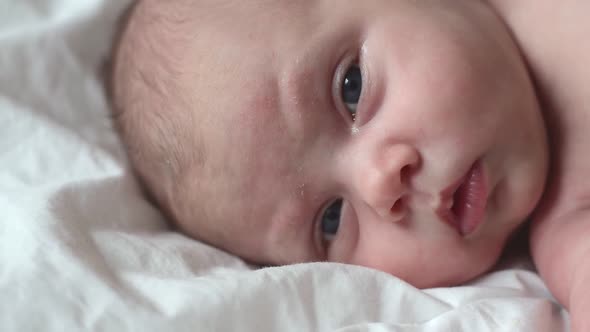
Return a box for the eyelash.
[316,48,367,256]
[316,53,364,256]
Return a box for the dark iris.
[321,199,343,237]
[341,65,362,117]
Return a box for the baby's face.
[173,0,548,287]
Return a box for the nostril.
[390,197,405,216]
[400,164,414,185]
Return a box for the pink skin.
[171,0,549,288]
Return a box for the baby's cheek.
[350,234,497,288]
[345,227,420,282]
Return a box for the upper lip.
[435,165,473,232]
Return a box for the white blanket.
[0,1,569,331]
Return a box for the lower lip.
[440,162,488,236]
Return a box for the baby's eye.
[341,64,362,120]
[321,199,343,243]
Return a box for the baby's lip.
[436,161,488,236]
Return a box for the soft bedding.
[0,1,570,331]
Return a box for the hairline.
[107,0,205,226]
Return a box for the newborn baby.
[108,1,589,330]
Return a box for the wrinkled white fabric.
[0,1,569,331]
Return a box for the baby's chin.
[406,265,490,289]
[401,249,505,288]
[405,272,474,289]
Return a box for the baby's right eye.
[320,199,343,244]
[340,64,362,120]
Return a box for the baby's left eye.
[341,64,362,120]
[320,199,343,244]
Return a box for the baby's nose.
[352,143,420,220]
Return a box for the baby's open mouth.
[438,161,488,236]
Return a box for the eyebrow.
[273,77,333,264]
[265,192,324,264]
[277,65,311,132]
[266,22,342,264]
